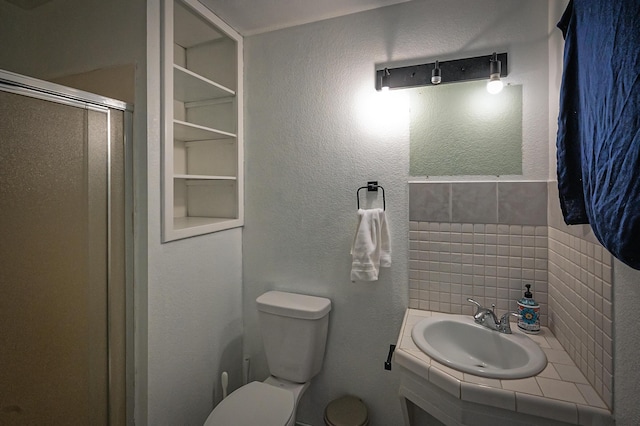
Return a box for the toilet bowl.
[203,381,295,426]
[203,291,332,426]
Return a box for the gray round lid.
[324,395,368,426]
[203,381,294,426]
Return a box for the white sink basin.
[411,314,547,379]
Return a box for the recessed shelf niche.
[162,0,243,241]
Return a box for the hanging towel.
[350,208,391,281]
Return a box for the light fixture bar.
[375,52,508,91]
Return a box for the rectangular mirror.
[409,80,522,176]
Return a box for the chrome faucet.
[467,298,519,334]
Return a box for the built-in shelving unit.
[162,0,243,242]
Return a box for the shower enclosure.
[0,70,132,425]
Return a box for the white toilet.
[204,290,332,426]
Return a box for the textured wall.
[146,1,244,424]
[244,1,549,424]
[243,26,410,426]
[0,0,144,81]
[612,260,640,424]
[146,230,244,425]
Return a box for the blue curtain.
[556,0,640,269]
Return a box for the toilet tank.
[256,291,331,383]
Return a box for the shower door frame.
[0,69,134,426]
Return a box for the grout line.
[448,183,453,223]
[495,182,500,223]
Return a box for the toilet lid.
[203,381,295,426]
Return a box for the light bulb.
[431,60,441,85]
[487,52,503,94]
[487,76,503,94]
[381,68,391,91]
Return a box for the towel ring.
[356,181,386,210]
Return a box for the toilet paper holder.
[384,344,396,370]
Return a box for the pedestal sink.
[411,314,547,379]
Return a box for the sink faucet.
[467,298,519,334]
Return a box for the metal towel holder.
[356,181,386,210]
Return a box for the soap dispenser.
[517,284,540,334]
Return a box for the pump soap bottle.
[517,284,540,334]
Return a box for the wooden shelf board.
[174,174,236,180]
[173,216,234,230]
[174,119,235,141]
[173,64,234,102]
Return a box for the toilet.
[204,290,332,426]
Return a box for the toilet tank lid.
[257,291,331,320]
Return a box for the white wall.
[613,261,640,424]
[0,0,144,81]
[548,0,568,181]
[145,230,243,425]
[146,1,244,424]
[243,1,549,424]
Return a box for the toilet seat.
[203,381,295,426]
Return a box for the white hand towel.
[350,208,391,281]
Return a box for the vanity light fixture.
[486,52,504,94]
[381,68,391,91]
[431,61,442,85]
[375,52,507,91]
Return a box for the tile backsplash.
[408,181,614,409]
[409,222,549,324]
[547,227,613,408]
[409,181,548,225]
[409,181,549,321]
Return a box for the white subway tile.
[577,404,614,425]
[536,377,587,404]
[429,363,462,397]
[537,363,561,380]
[516,393,578,424]
[501,377,542,396]
[555,364,589,384]
[461,382,515,411]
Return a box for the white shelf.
[174,119,235,141]
[162,0,243,243]
[172,216,243,240]
[174,174,236,180]
[174,216,235,229]
[173,64,234,103]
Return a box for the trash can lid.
[324,395,368,426]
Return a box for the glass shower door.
[0,89,112,425]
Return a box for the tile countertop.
[394,309,614,426]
